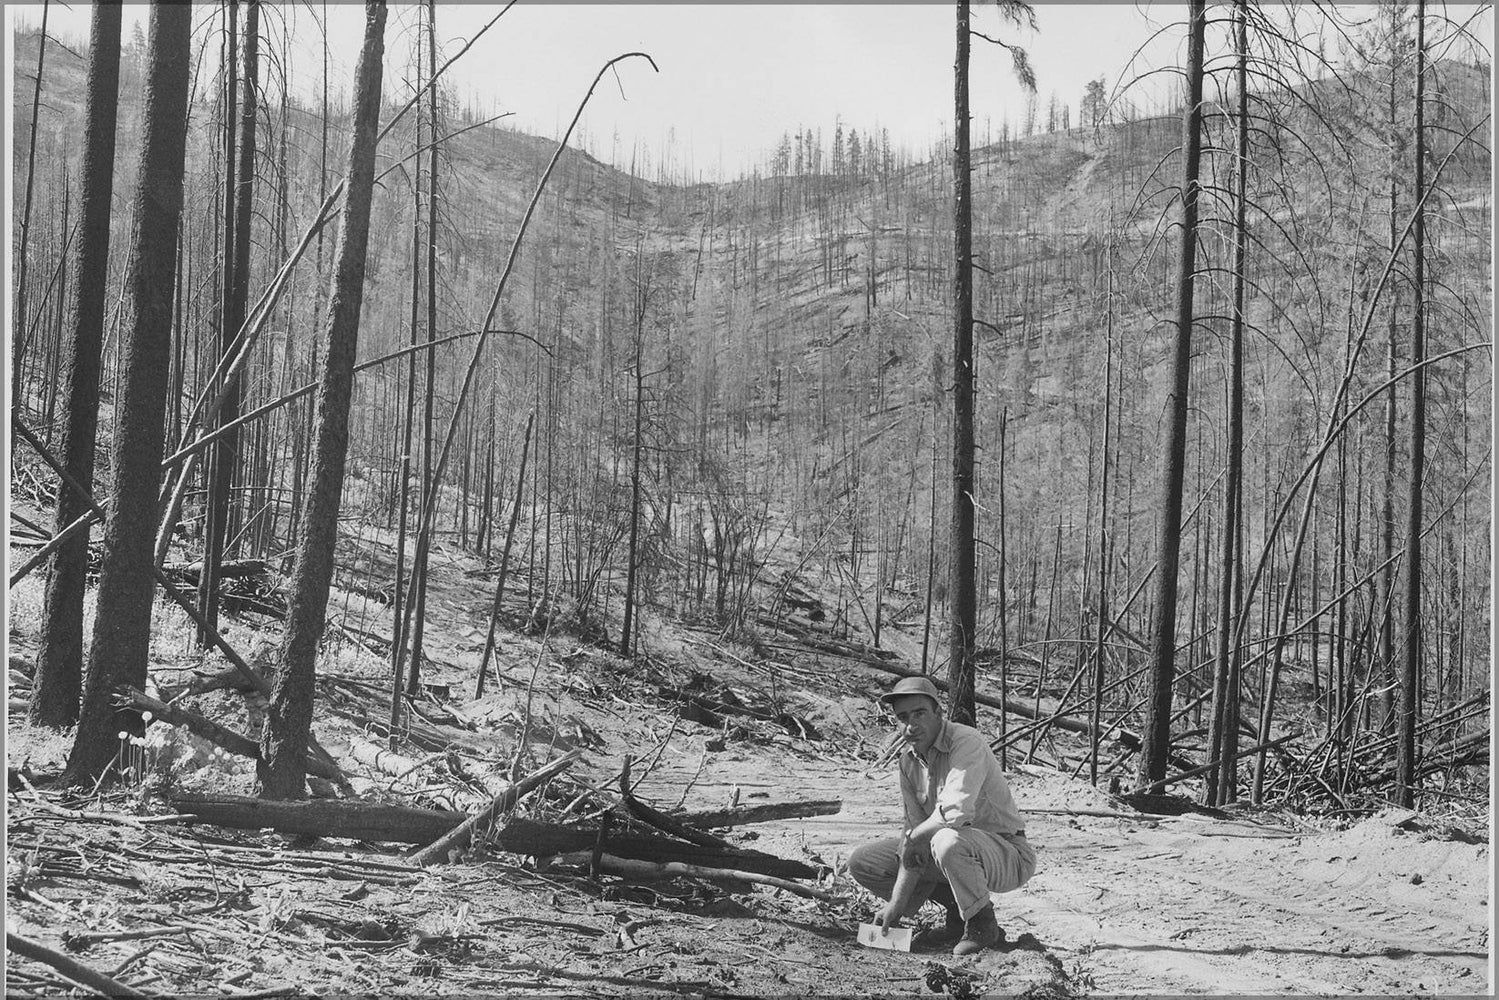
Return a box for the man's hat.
[879,675,944,709]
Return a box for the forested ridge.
[8,5,1491,810]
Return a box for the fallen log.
[673,798,842,828]
[548,851,832,902]
[169,792,466,845]
[118,687,346,785]
[156,664,260,701]
[162,558,269,581]
[490,817,816,880]
[7,930,152,999]
[350,738,424,780]
[619,756,737,851]
[411,751,581,866]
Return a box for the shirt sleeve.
[898,757,929,831]
[935,730,989,827]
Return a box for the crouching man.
[848,676,1035,956]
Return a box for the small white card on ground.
[856,922,912,951]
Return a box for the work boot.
[926,886,965,944]
[952,904,1004,956]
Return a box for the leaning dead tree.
[259,0,387,799]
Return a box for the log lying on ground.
[619,755,736,851]
[162,558,268,582]
[411,751,581,866]
[673,799,842,828]
[7,931,152,999]
[350,738,424,780]
[156,663,259,701]
[169,792,467,845]
[120,687,345,784]
[547,851,832,902]
[658,685,822,739]
[490,817,818,880]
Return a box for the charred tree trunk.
[1139,0,1205,790]
[11,0,50,428]
[61,0,193,787]
[259,0,387,799]
[948,0,978,726]
[31,2,122,728]
[200,0,260,639]
[1395,1,1427,808]
[1205,0,1249,807]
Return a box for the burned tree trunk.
[61,1,193,787]
[259,1,387,799]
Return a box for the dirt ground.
[4,527,1493,997]
[6,671,1492,998]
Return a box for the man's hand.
[873,901,905,933]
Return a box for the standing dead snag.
[260,0,387,799]
[1139,0,1206,791]
[61,1,193,787]
[31,0,122,729]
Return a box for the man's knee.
[847,840,896,888]
[930,827,967,865]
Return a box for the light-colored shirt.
[899,719,1024,838]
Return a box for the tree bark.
[1138,0,1206,790]
[171,792,465,845]
[948,0,978,727]
[11,0,51,427]
[61,1,193,787]
[410,750,580,865]
[1205,0,1249,807]
[499,821,818,881]
[200,0,260,642]
[1395,0,1427,808]
[31,1,122,728]
[259,0,387,799]
[672,799,843,828]
[475,413,534,697]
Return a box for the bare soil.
[5,528,1492,997]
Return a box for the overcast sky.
[13,3,1492,180]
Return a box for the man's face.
[888,694,942,754]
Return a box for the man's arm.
[874,832,925,932]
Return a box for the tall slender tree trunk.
[389,86,424,731]
[200,0,239,643]
[31,1,122,728]
[1138,0,1205,790]
[405,0,441,698]
[475,414,534,698]
[61,0,193,787]
[201,0,260,638]
[1089,237,1115,787]
[621,262,649,657]
[948,0,978,726]
[1205,0,1249,806]
[1395,0,1427,808]
[259,0,387,799]
[12,0,50,428]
